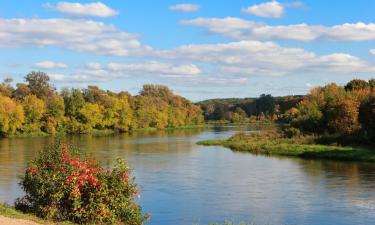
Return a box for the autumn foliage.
[0,71,204,136]
[288,80,375,142]
[15,142,146,224]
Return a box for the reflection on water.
[0,126,375,225]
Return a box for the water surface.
[1,127,375,225]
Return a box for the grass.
[197,131,375,162]
[0,203,75,224]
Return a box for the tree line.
[198,78,374,143]
[286,79,375,143]
[0,71,204,136]
[198,95,303,122]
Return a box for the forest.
[0,71,204,136]
[199,78,375,145]
[0,71,374,143]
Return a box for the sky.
[0,0,375,101]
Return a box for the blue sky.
[0,0,374,101]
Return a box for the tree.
[79,103,103,130]
[369,79,375,89]
[345,79,369,91]
[140,84,173,102]
[0,94,24,135]
[359,92,375,137]
[43,95,65,134]
[13,83,31,100]
[326,97,360,135]
[25,71,55,99]
[62,88,85,119]
[113,97,135,131]
[292,99,323,133]
[22,95,46,123]
[256,94,275,116]
[0,78,14,97]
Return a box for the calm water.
[1,127,375,225]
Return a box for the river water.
[0,126,375,225]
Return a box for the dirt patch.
[0,215,43,225]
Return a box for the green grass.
[197,131,375,162]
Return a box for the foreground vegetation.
[12,142,146,224]
[0,71,203,137]
[1,203,75,224]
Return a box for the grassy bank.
[0,203,74,224]
[197,131,375,162]
[5,124,209,139]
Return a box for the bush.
[15,142,146,224]
[283,127,301,138]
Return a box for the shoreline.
[4,124,210,139]
[197,132,375,163]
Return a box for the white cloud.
[46,2,118,18]
[284,2,305,8]
[182,17,375,42]
[108,62,200,77]
[86,62,102,70]
[242,1,284,18]
[305,83,315,89]
[169,3,200,12]
[50,62,201,83]
[0,18,151,56]
[370,49,375,55]
[181,17,254,33]
[34,61,68,69]
[158,40,375,77]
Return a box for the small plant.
[15,141,146,224]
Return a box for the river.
[0,126,375,225]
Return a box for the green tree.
[62,88,85,119]
[256,94,275,116]
[345,79,369,91]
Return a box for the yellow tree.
[0,94,24,135]
[79,103,103,130]
[113,96,135,132]
[22,95,46,133]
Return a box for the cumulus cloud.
[182,17,375,42]
[45,2,118,18]
[0,18,151,56]
[242,1,284,18]
[107,62,200,77]
[169,3,200,12]
[370,49,375,55]
[50,62,201,83]
[34,61,68,69]
[157,40,375,76]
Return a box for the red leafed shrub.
[15,142,146,224]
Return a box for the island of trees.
[0,71,204,137]
[198,78,375,162]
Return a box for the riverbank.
[1,204,251,225]
[0,203,74,225]
[197,131,375,162]
[5,124,209,139]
